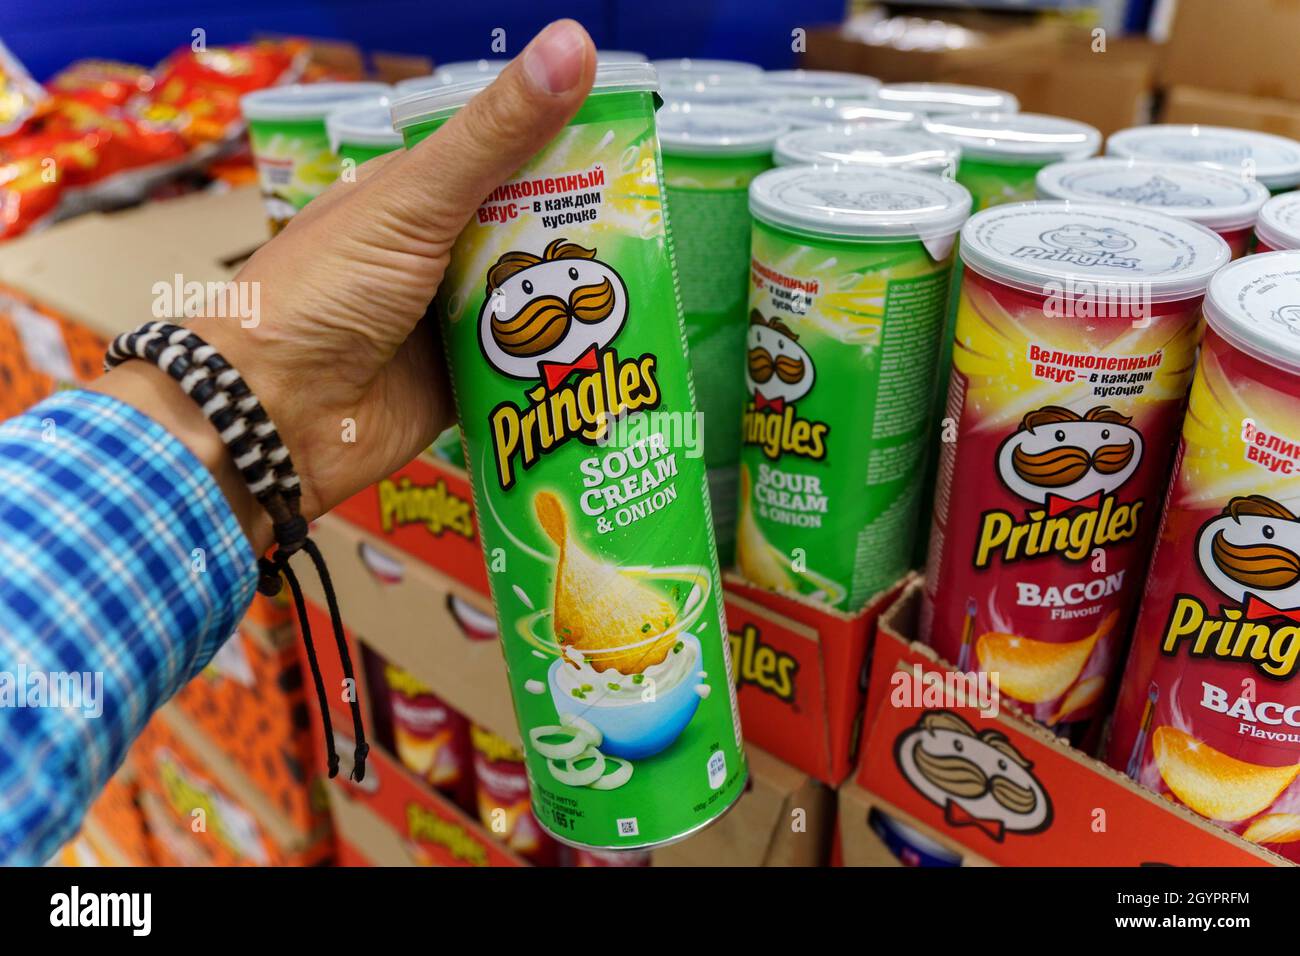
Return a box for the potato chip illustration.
[1048,675,1106,724]
[1242,813,1300,845]
[736,464,795,592]
[975,612,1112,704]
[1153,726,1300,822]
[535,491,677,674]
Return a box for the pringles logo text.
[728,623,798,701]
[378,477,473,539]
[742,309,828,460]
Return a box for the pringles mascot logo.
[478,238,661,490]
[1162,495,1300,680]
[1014,223,1140,269]
[741,310,827,460]
[893,710,1052,841]
[974,405,1145,567]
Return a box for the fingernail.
[522,20,587,94]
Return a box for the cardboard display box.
[332,450,490,597]
[1161,86,1300,141]
[799,19,1066,85]
[0,185,289,624]
[1159,0,1300,103]
[852,579,1289,867]
[837,780,993,868]
[172,624,330,834]
[653,745,833,867]
[57,765,154,867]
[800,23,1155,137]
[132,706,333,867]
[295,514,517,744]
[724,574,907,787]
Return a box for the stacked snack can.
[755,69,881,102]
[763,99,918,131]
[240,82,390,233]
[470,724,560,865]
[384,664,472,795]
[877,82,1019,117]
[658,104,788,565]
[773,125,959,176]
[392,62,748,851]
[1255,193,1300,253]
[1036,158,1270,259]
[737,166,970,610]
[922,201,1230,736]
[326,96,401,165]
[1107,125,1300,196]
[1108,251,1300,862]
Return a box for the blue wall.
[1,0,845,81]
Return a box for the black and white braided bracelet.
[106,321,368,782]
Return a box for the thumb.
[376,19,597,246]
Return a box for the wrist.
[91,362,275,554]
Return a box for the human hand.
[97,19,597,551]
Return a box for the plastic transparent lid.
[597,50,647,63]
[394,74,440,95]
[392,62,657,130]
[659,74,765,106]
[774,126,959,174]
[878,82,1020,116]
[1256,192,1300,251]
[433,59,509,83]
[1204,251,1300,373]
[757,69,880,99]
[658,105,788,155]
[1035,158,1269,232]
[240,82,392,123]
[326,97,400,151]
[650,58,763,83]
[763,97,918,130]
[1107,125,1300,191]
[749,166,971,243]
[960,201,1230,301]
[924,112,1101,163]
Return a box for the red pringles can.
[470,724,560,866]
[1109,252,1300,860]
[922,201,1229,734]
[1255,193,1300,254]
[384,664,472,796]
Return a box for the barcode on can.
[616,817,639,837]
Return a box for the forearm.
[0,390,258,864]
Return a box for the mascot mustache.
[1212,531,1300,590]
[911,743,1037,815]
[747,347,805,385]
[1011,440,1134,488]
[490,277,615,357]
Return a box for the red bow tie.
[1045,491,1102,516]
[944,799,1005,842]
[753,392,785,413]
[539,344,599,390]
[1244,594,1300,623]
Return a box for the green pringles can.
[327,96,401,165]
[391,62,747,851]
[658,104,788,566]
[738,167,970,610]
[240,82,391,234]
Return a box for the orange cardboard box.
[132,706,333,867]
[332,450,489,597]
[853,579,1289,867]
[58,765,154,867]
[172,625,329,833]
[724,574,908,786]
[1158,0,1300,102]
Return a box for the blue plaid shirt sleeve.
[0,390,258,865]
